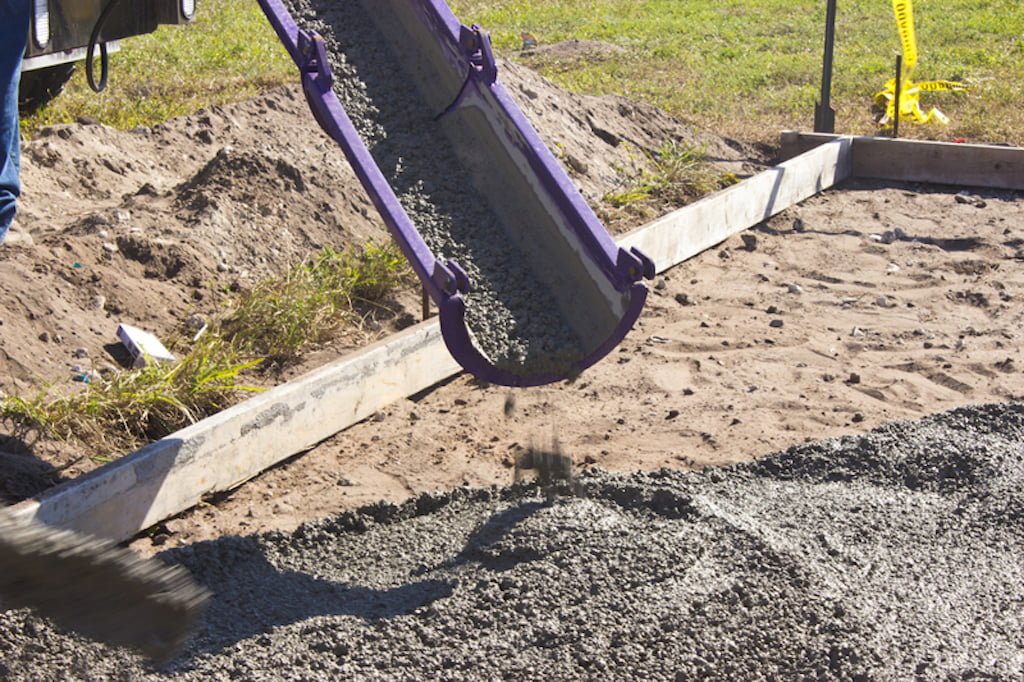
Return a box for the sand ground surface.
[132,175,1024,552]
[0,41,1022,680]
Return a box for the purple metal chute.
[257,0,652,386]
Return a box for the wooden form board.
[9,139,853,542]
[10,324,461,539]
[780,131,1024,191]
[620,138,852,274]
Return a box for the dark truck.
[19,0,195,114]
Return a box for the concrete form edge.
[9,139,852,541]
[780,131,1024,191]
[618,137,853,273]
[11,324,461,539]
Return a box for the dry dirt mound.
[2,60,747,485]
[520,39,627,62]
[1,403,1021,680]
[2,66,751,392]
[501,58,758,213]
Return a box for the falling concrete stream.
[1,403,1022,679]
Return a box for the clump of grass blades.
[0,334,262,453]
[604,141,737,209]
[222,242,411,364]
[0,241,411,455]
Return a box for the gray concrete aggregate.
[1,403,1022,680]
[281,0,584,376]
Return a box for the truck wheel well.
[18,63,77,117]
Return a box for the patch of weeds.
[604,186,655,208]
[0,241,412,456]
[602,140,737,215]
[222,241,412,364]
[0,333,262,453]
[345,241,413,304]
[651,141,738,201]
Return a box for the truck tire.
[18,63,77,117]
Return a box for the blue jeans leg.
[1,0,30,243]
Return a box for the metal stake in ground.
[0,511,209,662]
[814,0,838,133]
[892,54,903,139]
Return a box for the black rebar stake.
[892,54,902,139]
[814,0,838,133]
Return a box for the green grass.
[0,335,262,452]
[450,0,1024,144]
[603,141,737,210]
[0,242,411,454]
[221,242,412,365]
[22,0,295,135]
[22,0,1024,144]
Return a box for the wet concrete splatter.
[1,403,1022,680]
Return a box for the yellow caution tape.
[874,0,967,127]
[875,80,950,125]
[916,80,969,92]
[892,0,918,73]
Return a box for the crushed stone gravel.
[1,402,1022,680]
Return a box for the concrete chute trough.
[258,0,653,386]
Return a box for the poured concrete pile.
[282,0,584,375]
[2,403,1022,679]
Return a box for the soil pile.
[2,403,1021,679]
